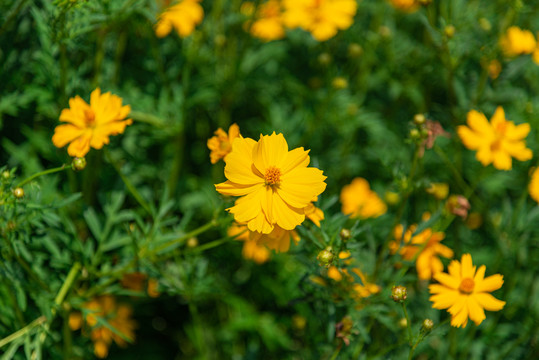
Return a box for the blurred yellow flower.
[71,295,136,358]
[253,224,300,252]
[155,0,204,38]
[215,132,327,234]
[528,167,539,204]
[457,107,532,170]
[487,59,502,79]
[242,238,271,263]
[207,123,241,164]
[247,0,285,41]
[304,203,324,227]
[500,26,536,56]
[429,254,505,328]
[340,177,387,219]
[392,224,453,280]
[120,272,160,297]
[52,88,132,158]
[351,268,381,298]
[533,47,539,65]
[426,182,449,200]
[282,0,357,41]
[388,0,419,12]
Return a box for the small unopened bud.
[340,228,351,241]
[410,128,420,139]
[391,285,407,302]
[348,43,363,58]
[398,317,408,328]
[187,237,198,248]
[332,77,348,90]
[318,53,332,66]
[413,114,426,125]
[13,187,24,199]
[444,25,455,38]
[1,171,10,180]
[317,247,334,267]
[421,318,434,333]
[72,157,86,171]
[384,191,400,205]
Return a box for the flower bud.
[340,228,351,241]
[318,53,332,66]
[317,247,334,267]
[444,25,456,38]
[384,191,400,205]
[446,195,470,219]
[13,187,24,199]
[72,157,87,171]
[413,114,426,125]
[410,128,420,139]
[1,171,10,180]
[390,285,407,302]
[187,237,198,248]
[332,77,348,90]
[398,317,408,328]
[421,318,434,333]
[348,43,363,58]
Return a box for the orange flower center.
[459,277,475,294]
[84,109,96,127]
[264,166,282,186]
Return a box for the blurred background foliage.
[1,0,539,359]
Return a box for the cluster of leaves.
[1,0,539,359]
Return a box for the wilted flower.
[457,107,532,170]
[207,123,241,164]
[215,132,327,234]
[52,88,132,158]
[419,120,450,157]
[429,254,505,328]
[155,0,204,38]
[340,177,387,219]
[282,0,357,41]
[500,26,536,56]
[335,316,355,346]
[446,195,471,219]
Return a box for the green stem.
[104,149,152,215]
[0,316,46,349]
[16,164,72,188]
[401,302,413,345]
[150,219,219,254]
[188,301,208,360]
[186,235,233,254]
[329,344,342,360]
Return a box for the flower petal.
[474,293,506,311]
[52,124,85,148]
[281,147,310,175]
[224,137,263,185]
[279,167,327,208]
[273,191,305,230]
[90,119,132,149]
[252,132,288,173]
[215,181,263,197]
[433,272,459,289]
[429,289,459,309]
[475,274,504,293]
[67,130,93,157]
[467,296,486,325]
[467,110,492,135]
[460,254,475,279]
[492,150,512,170]
[457,126,483,150]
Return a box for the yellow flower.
[351,268,381,298]
[457,107,532,170]
[252,224,300,252]
[229,222,271,262]
[500,26,536,56]
[52,88,132,158]
[78,295,136,358]
[426,182,449,200]
[247,0,286,41]
[388,0,419,12]
[155,0,204,38]
[529,167,539,203]
[304,203,324,227]
[340,177,387,219]
[533,46,539,65]
[282,0,357,41]
[487,59,502,79]
[392,225,453,280]
[429,254,506,328]
[215,132,327,234]
[207,123,241,164]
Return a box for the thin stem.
[104,149,152,215]
[16,164,72,188]
[401,302,413,345]
[329,344,342,360]
[0,316,46,349]
[150,219,219,254]
[186,235,233,254]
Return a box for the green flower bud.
[348,43,363,58]
[1,171,10,180]
[317,247,334,267]
[72,157,87,171]
[413,114,426,125]
[340,228,352,241]
[421,318,434,333]
[318,53,332,66]
[391,285,407,303]
[13,187,24,199]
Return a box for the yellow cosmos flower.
[457,107,532,170]
[52,88,132,158]
[388,0,419,12]
[282,0,357,41]
[429,254,505,328]
[247,0,286,41]
[528,167,539,203]
[340,177,387,219]
[74,295,136,358]
[207,123,241,164]
[392,224,453,280]
[215,132,327,234]
[500,26,536,57]
[155,0,204,38]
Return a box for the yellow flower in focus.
[77,295,136,358]
[247,0,286,41]
[155,0,204,38]
[500,26,536,56]
[529,167,539,203]
[393,225,453,280]
[457,107,532,170]
[215,132,327,234]
[207,123,241,164]
[52,88,132,158]
[282,0,357,41]
[340,177,387,219]
[429,254,505,328]
[304,203,324,227]
[426,182,449,200]
[388,0,419,12]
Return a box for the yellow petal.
[505,122,530,140]
[433,272,459,290]
[228,188,264,223]
[52,124,85,148]
[228,123,240,142]
[279,167,327,208]
[475,145,493,166]
[492,150,512,170]
[224,137,263,185]
[467,296,486,325]
[466,110,492,135]
[252,132,288,173]
[429,289,459,309]
[448,258,461,278]
[67,131,93,157]
[475,274,504,293]
[281,147,310,174]
[90,119,132,149]
[215,181,263,197]
[272,191,305,230]
[460,254,475,279]
[474,293,506,311]
[457,126,483,150]
[473,265,486,284]
[490,106,506,128]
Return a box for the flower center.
[459,277,475,294]
[84,109,96,127]
[264,166,281,186]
